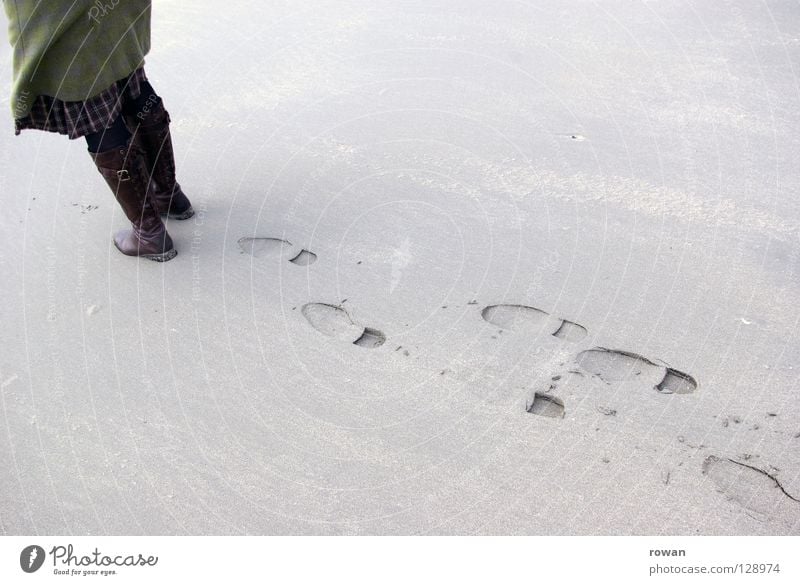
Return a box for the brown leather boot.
[126,102,194,220]
[92,140,178,262]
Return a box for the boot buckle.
[116,169,131,182]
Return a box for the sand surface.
[1,0,799,535]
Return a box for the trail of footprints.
[239,238,696,386]
[239,238,697,395]
[240,235,800,524]
[238,235,800,520]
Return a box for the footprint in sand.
[576,347,697,394]
[702,455,799,523]
[529,348,697,420]
[238,237,317,266]
[481,304,587,342]
[302,303,386,349]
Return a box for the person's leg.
[122,79,194,220]
[86,113,177,261]
[84,113,131,153]
[121,79,162,123]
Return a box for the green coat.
[3,0,151,118]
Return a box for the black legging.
[85,79,162,153]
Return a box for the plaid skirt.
[14,68,149,139]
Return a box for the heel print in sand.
[481,304,587,342]
[576,347,697,394]
[238,237,317,266]
[302,303,386,349]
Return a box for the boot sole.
[161,206,195,220]
[114,242,178,262]
[142,248,178,262]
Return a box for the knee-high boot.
[91,139,178,261]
